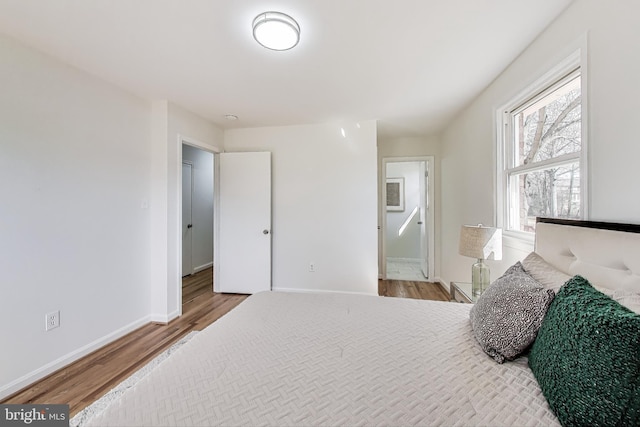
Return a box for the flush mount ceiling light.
[252,11,300,51]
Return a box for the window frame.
[496,48,588,245]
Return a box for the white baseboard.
[433,276,451,297]
[150,309,180,324]
[193,262,213,274]
[0,315,151,400]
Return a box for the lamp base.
[471,259,490,300]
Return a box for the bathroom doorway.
[381,156,434,281]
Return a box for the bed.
[83,218,640,427]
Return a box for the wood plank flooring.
[2,272,448,417]
[1,268,247,416]
[379,279,450,301]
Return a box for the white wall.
[0,33,152,398]
[439,0,640,285]
[378,136,441,158]
[224,121,378,295]
[182,144,214,272]
[385,162,421,259]
[149,101,223,322]
[0,33,224,397]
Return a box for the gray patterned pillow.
[469,262,555,363]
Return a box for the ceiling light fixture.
[252,11,300,51]
[224,114,238,121]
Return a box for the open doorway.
[381,156,435,281]
[181,143,215,306]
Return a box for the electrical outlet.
[45,310,60,331]
[309,262,316,272]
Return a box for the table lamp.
[459,224,503,299]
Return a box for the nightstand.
[450,281,474,303]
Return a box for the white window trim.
[496,43,589,246]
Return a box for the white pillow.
[612,291,640,315]
[522,252,640,314]
[522,252,571,292]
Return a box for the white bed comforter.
[87,291,559,426]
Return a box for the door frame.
[380,156,435,280]
[181,160,194,277]
[176,135,220,316]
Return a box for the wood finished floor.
[379,279,450,301]
[1,268,247,416]
[2,271,449,416]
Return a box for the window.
[498,55,585,236]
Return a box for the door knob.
[417,221,423,225]
[263,229,270,235]
[187,224,193,229]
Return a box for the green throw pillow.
[528,275,640,427]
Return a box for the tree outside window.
[500,66,584,234]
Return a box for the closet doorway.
[381,156,434,281]
[181,143,214,283]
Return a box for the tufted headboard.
[534,218,640,293]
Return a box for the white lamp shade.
[459,225,503,260]
[253,12,300,51]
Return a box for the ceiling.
[0,0,573,139]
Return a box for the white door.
[218,152,271,294]
[419,161,428,278]
[182,162,193,277]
